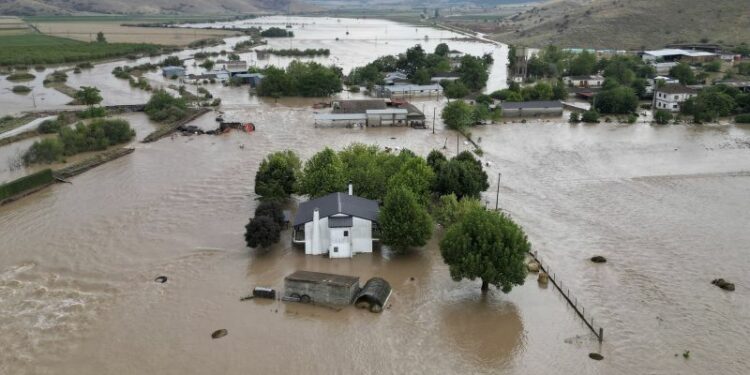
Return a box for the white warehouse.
[292,185,379,258]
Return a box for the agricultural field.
[26,16,238,45]
[0,34,164,66]
[0,16,34,35]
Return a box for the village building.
[217,60,248,76]
[642,49,718,64]
[430,72,461,83]
[383,71,409,85]
[234,73,264,87]
[375,83,443,98]
[500,100,563,117]
[563,75,604,88]
[652,84,697,112]
[313,99,426,127]
[161,66,185,78]
[292,185,379,258]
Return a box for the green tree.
[458,55,489,91]
[255,150,301,201]
[379,186,433,251]
[96,32,107,43]
[256,66,293,98]
[569,112,580,123]
[433,193,483,227]
[144,89,187,123]
[434,43,450,56]
[670,63,697,85]
[594,84,638,114]
[433,152,489,199]
[254,201,285,226]
[299,147,347,198]
[338,143,390,201]
[245,216,281,248]
[581,109,600,123]
[388,157,435,205]
[442,100,474,130]
[568,50,597,76]
[654,109,672,125]
[74,86,103,107]
[161,55,182,67]
[681,88,736,123]
[199,59,215,70]
[440,208,529,292]
[412,68,432,85]
[443,80,469,98]
[704,61,721,73]
[23,138,64,164]
[426,149,447,172]
[552,79,568,100]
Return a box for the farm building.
[653,84,697,112]
[314,99,425,127]
[642,49,718,64]
[292,184,379,258]
[430,72,460,83]
[384,71,409,85]
[284,271,360,305]
[375,84,443,98]
[162,66,185,78]
[218,60,248,76]
[500,100,563,117]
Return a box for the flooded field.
[1,16,750,375]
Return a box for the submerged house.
[162,66,185,78]
[292,184,379,258]
[500,100,563,117]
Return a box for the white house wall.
[351,217,373,254]
[304,218,331,255]
[304,217,373,257]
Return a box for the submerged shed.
[354,277,392,313]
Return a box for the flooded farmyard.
[1,16,749,375]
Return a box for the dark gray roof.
[355,277,392,307]
[294,192,379,226]
[501,100,563,110]
[656,84,698,94]
[332,100,387,114]
[328,216,353,228]
[285,270,360,287]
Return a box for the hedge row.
[0,169,54,202]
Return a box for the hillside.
[0,0,308,16]
[470,0,750,49]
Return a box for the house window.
[333,246,339,253]
[674,95,679,100]
[344,231,348,237]
[673,104,678,109]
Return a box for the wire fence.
[529,250,604,343]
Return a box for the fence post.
[599,328,604,342]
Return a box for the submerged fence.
[529,250,604,343]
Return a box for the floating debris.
[211,329,228,339]
[154,276,167,283]
[711,278,735,291]
[590,256,607,263]
[589,353,604,360]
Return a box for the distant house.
[653,84,697,112]
[430,72,461,83]
[292,185,379,258]
[332,99,386,113]
[315,99,425,127]
[563,75,604,88]
[646,76,679,95]
[162,66,185,78]
[375,84,443,98]
[500,100,563,117]
[642,49,718,64]
[234,73,264,87]
[217,60,248,76]
[383,71,409,85]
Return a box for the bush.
[23,138,64,164]
[255,201,285,226]
[6,72,35,81]
[0,169,54,201]
[626,113,637,124]
[654,110,672,125]
[735,114,750,123]
[11,85,31,93]
[160,55,182,67]
[443,80,469,98]
[144,89,188,123]
[569,112,580,123]
[37,119,61,133]
[581,110,600,123]
[77,107,107,119]
[260,27,293,37]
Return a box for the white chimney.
[312,208,320,255]
[348,183,353,196]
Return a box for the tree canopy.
[432,151,489,199]
[594,84,638,114]
[378,185,433,252]
[245,216,281,248]
[440,207,529,292]
[74,86,103,107]
[299,147,347,198]
[255,150,301,201]
[441,100,474,130]
[258,61,342,97]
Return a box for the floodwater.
[1,16,750,375]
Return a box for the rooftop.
[655,84,698,94]
[644,49,716,58]
[501,100,563,110]
[332,100,386,114]
[285,270,360,287]
[294,192,379,226]
[382,84,443,93]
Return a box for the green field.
[0,34,163,66]
[22,15,253,24]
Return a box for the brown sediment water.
[1,16,749,375]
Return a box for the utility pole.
[432,107,436,134]
[495,172,502,211]
[456,133,459,154]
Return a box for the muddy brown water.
[1,16,750,375]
